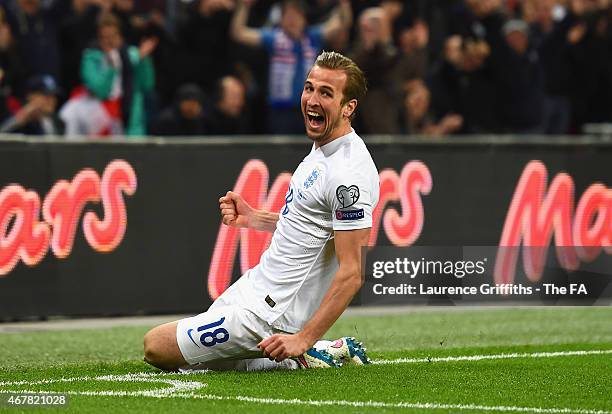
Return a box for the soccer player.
[144,51,379,371]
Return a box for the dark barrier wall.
[0,136,610,319]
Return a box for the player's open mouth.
[306,110,325,130]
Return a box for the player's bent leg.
[176,306,333,371]
[143,321,187,371]
[144,306,357,371]
[175,305,266,367]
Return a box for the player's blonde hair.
[313,51,367,119]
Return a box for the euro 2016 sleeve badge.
[335,185,364,221]
[336,185,360,208]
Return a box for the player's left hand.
[257,333,312,362]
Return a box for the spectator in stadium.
[428,0,507,133]
[1,0,606,136]
[525,0,572,134]
[207,75,249,135]
[493,18,546,133]
[562,0,612,131]
[402,78,463,136]
[0,7,23,123]
[394,19,429,82]
[350,7,401,134]
[429,34,501,133]
[175,0,236,96]
[457,0,547,133]
[151,83,208,136]
[76,13,156,136]
[59,0,112,97]
[231,0,352,134]
[136,9,178,112]
[3,0,64,98]
[0,74,64,135]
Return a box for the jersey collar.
[315,129,355,157]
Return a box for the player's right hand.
[219,191,252,228]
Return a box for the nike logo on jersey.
[187,329,200,347]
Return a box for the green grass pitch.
[0,307,611,413]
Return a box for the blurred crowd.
[0,0,611,137]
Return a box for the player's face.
[301,66,352,146]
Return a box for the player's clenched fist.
[219,191,253,228]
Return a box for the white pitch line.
[185,394,612,414]
[1,351,611,414]
[0,372,175,387]
[372,349,612,365]
[1,388,609,414]
[0,372,205,398]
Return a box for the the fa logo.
[569,284,587,295]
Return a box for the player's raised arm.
[219,191,279,232]
[258,227,370,360]
[231,0,263,47]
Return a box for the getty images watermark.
[361,246,612,306]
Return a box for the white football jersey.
[235,129,379,332]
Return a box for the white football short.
[176,277,284,366]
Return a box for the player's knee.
[143,326,182,371]
[143,329,162,366]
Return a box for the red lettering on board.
[495,161,611,283]
[0,186,50,274]
[381,161,432,246]
[0,159,137,276]
[83,160,137,252]
[43,170,100,258]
